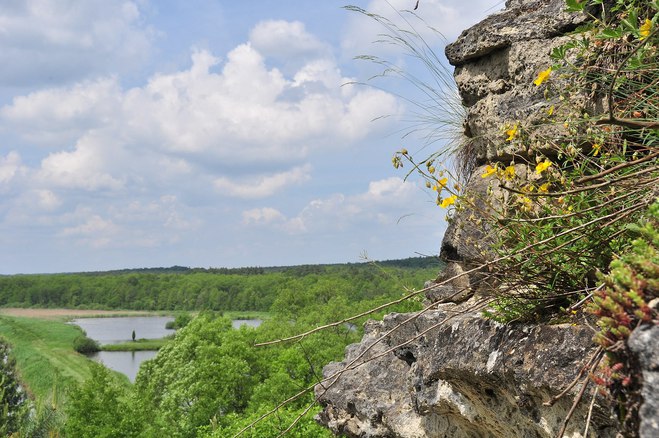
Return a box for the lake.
[72,316,263,382]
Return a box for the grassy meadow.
[0,315,96,400]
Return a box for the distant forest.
[0,257,442,311]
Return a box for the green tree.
[64,363,141,438]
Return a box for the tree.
[65,363,141,437]
[0,339,28,436]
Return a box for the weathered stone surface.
[445,0,589,67]
[316,309,617,437]
[628,325,659,438]
[317,1,656,437]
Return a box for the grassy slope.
[0,315,94,400]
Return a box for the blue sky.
[0,0,502,274]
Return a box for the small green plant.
[72,335,100,354]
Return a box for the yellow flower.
[640,19,652,40]
[536,159,552,174]
[547,105,555,116]
[505,124,518,141]
[503,165,516,181]
[401,148,408,155]
[481,164,497,178]
[592,143,601,156]
[538,182,551,193]
[440,195,457,208]
[428,166,436,174]
[519,196,533,212]
[432,177,449,191]
[522,184,535,193]
[533,67,552,86]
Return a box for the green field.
[0,316,99,400]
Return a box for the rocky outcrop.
[629,325,659,438]
[315,1,628,437]
[316,308,617,438]
[433,0,595,302]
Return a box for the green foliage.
[587,201,658,434]
[65,363,141,438]
[165,312,193,329]
[472,0,659,321]
[0,258,438,312]
[0,316,95,401]
[0,339,28,436]
[72,335,100,354]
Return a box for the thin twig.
[555,349,604,438]
[575,151,659,184]
[544,347,603,407]
[582,386,599,438]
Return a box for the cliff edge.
[315,1,658,437]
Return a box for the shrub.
[72,335,100,354]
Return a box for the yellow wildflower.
[440,195,457,208]
[533,67,552,86]
[522,184,535,193]
[547,105,555,116]
[538,182,551,193]
[504,165,516,181]
[481,164,497,178]
[640,19,652,40]
[536,159,552,174]
[428,166,436,174]
[505,124,518,142]
[519,196,533,212]
[592,143,601,156]
[432,177,449,192]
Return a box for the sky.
[0,0,503,274]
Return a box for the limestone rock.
[316,309,617,437]
[628,325,659,438]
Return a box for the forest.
[0,257,439,311]
[0,257,440,437]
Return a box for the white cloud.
[215,165,311,199]
[242,207,286,225]
[249,20,329,61]
[0,151,22,184]
[243,177,423,234]
[2,39,398,195]
[0,0,154,86]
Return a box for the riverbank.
[0,308,271,321]
[0,315,101,400]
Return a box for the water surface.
[72,316,175,344]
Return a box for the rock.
[316,309,617,437]
[628,325,659,438]
[445,0,590,67]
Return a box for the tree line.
[0,258,441,312]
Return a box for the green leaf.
[598,27,623,39]
[565,0,586,12]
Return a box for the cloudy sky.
[0,0,503,274]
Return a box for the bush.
[72,335,100,354]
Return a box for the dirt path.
[0,308,160,320]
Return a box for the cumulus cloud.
[1,42,398,196]
[0,0,154,87]
[243,177,423,234]
[242,207,286,225]
[215,165,311,199]
[249,20,329,62]
[0,151,22,185]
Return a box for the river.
[72,316,262,382]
